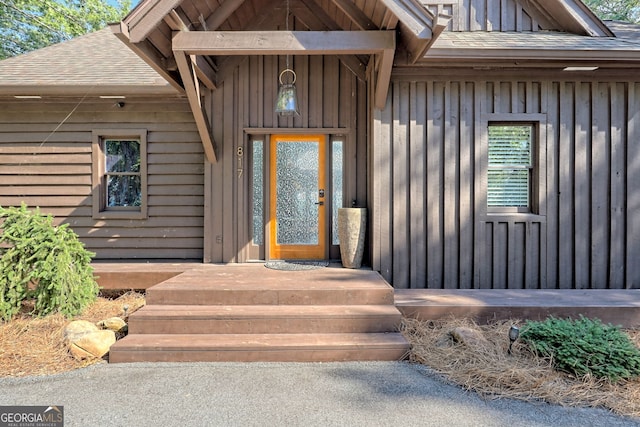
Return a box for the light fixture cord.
[285,0,290,70]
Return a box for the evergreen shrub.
[521,315,640,381]
[0,204,98,321]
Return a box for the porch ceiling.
[114,0,450,89]
[113,0,450,164]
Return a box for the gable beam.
[128,0,184,43]
[329,0,378,30]
[165,10,218,90]
[380,0,434,38]
[379,0,450,63]
[206,0,246,30]
[553,0,614,36]
[173,49,218,163]
[172,31,395,56]
[298,0,347,30]
[409,12,450,64]
[292,2,368,79]
[110,22,184,93]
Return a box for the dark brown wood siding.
[428,0,542,32]
[203,55,366,262]
[0,96,204,259]
[372,77,640,289]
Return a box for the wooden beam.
[165,10,218,90]
[109,22,184,93]
[206,0,246,30]
[329,0,378,30]
[172,31,395,56]
[292,2,368,79]
[164,9,190,31]
[128,0,184,43]
[374,38,395,109]
[379,0,434,38]
[298,0,344,30]
[173,49,218,163]
[381,9,399,29]
[408,13,451,64]
[379,0,453,62]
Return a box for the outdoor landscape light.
[275,0,299,116]
[508,325,520,354]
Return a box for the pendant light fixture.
[275,0,299,116]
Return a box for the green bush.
[0,204,99,321]
[520,316,640,381]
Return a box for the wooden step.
[109,333,410,363]
[146,283,394,306]
[107,265,409,363]
[145,267,395,306]
[128,305,403,334]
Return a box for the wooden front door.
[269,134,326,259]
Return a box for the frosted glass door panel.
[275,141,319,245]
[269,135,326,259]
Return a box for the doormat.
[264,260,329,271]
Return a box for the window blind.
[488,125,532,208]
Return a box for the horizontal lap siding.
[374,78,638,289]
[0,97,204,259]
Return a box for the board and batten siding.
[0,97,205,259]
[203,54,367,263]
[423,0,542,32]
[372,78,640,290]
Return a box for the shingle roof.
[606,21,640,42]
[0,28,178,96]
[424,30,640,62]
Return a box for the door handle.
[315,201,324,206]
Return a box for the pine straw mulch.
[0,291,145,378]
[401,317,640,419]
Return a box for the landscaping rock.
[450,326,489,348]
[64,320,98,341]
[64,320,116,360]
[97,317,127,332]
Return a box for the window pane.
[106,140,141,173]
[332,139,343,245]
[487,170,529,207]
[488,126,531,166]
[107,175,141,207]
[252,141,264,245]
[488,125,533,209]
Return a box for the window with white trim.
[487,123,535,213]
[92,130,147,219]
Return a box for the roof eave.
[422,48,640,62]
[109,22,185,94]
[0,84,181,97]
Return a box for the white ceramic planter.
[338,208,367,268]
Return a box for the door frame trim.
[268,134,327,260]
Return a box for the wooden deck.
[93,263,640,328]
[92,261,199,290]
[395,288,640,328]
